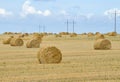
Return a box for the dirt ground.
[0,34,120,82]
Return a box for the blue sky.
[0,0,120,33]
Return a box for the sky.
[0,0,120,33]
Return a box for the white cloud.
[21,0,52,17]
[43,10,51,16]
[0,8,13,17]
[104,8,120,19]
[59,10,94,20]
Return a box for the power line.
[65,19,76,33]
[67,19,68,33]
[38,25,46,33]
[72,20,76,33]
[65,19,71,33]
[110,10,120,32]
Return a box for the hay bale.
[26,36,42,48]
[26,39,41,48]
[94,39,111,50]
[70,33,77,37]
[95,34,105,40]
[108,32,117,36]
[59,32,69,35]
[10,38,24,46]
[37,46,62,64]
[81,33,87,35]
[33,33,44,38]
[3,36,14,44]
[19,34,25,38]
[55,34,62,37]
[95,32,101,35]
[88,32,94,37]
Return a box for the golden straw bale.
[24,33,29,36]
[48,33,53,35]
[88,32,94,37]
[3,36,14,44]
[81,33,87,35]
[59,32,69,35]
[108,32,117,36]
[26,39,41,48]
[42,33,48,36]
[94,39,111,50]
[26,36,42,48]
[10,38,24,46]
[95,32,101,35]
[95,34,105,40]
[33,33,44,38]
[37,46,62,64]
[70,33,77,37]
[19,34,25,38]
[55,34,62,37]
[36,35,42,39]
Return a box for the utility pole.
[110,10,120,33]
[65,19,70,33]
[66,19,69,33]
[72,20,75,33]
[65,19,76,33]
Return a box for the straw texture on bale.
[26,39,41,48]
[59,32,69,35]
[19,34,25,38]
[81,33,87,35]
[37,46,62,64]
[3,36,14,44]
[95,34,105,40]
[108,32,117,36]
[88,32,94,37]
[55,34,62,37]
[33,33,44,38]
[70,33,77,37]
[26,37,42,48]
[94,39,111,50]
[95,32,101,35]
[10,38,24,46]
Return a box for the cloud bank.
[0,8,13,17]
[21,0,52,17]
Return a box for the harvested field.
[0,34,120,82]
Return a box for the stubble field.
[0,34,120,82]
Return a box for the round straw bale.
[35,36,42,41]
[70,33,77,37]
[3,36,14,44]
[88,32,94,37]
[37,46,62,64]
[33,33,44,38]
[19,34,24,38]
[10,38,24,46]
[26,39,41,48]
[55,34,62,37]
[26,36,42,48]
[81,33,87,35]
[95,34,105,40]
[59,32,69,35]
[95,32,101,35]
[108,32,117,36]
[94,39,111,50]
